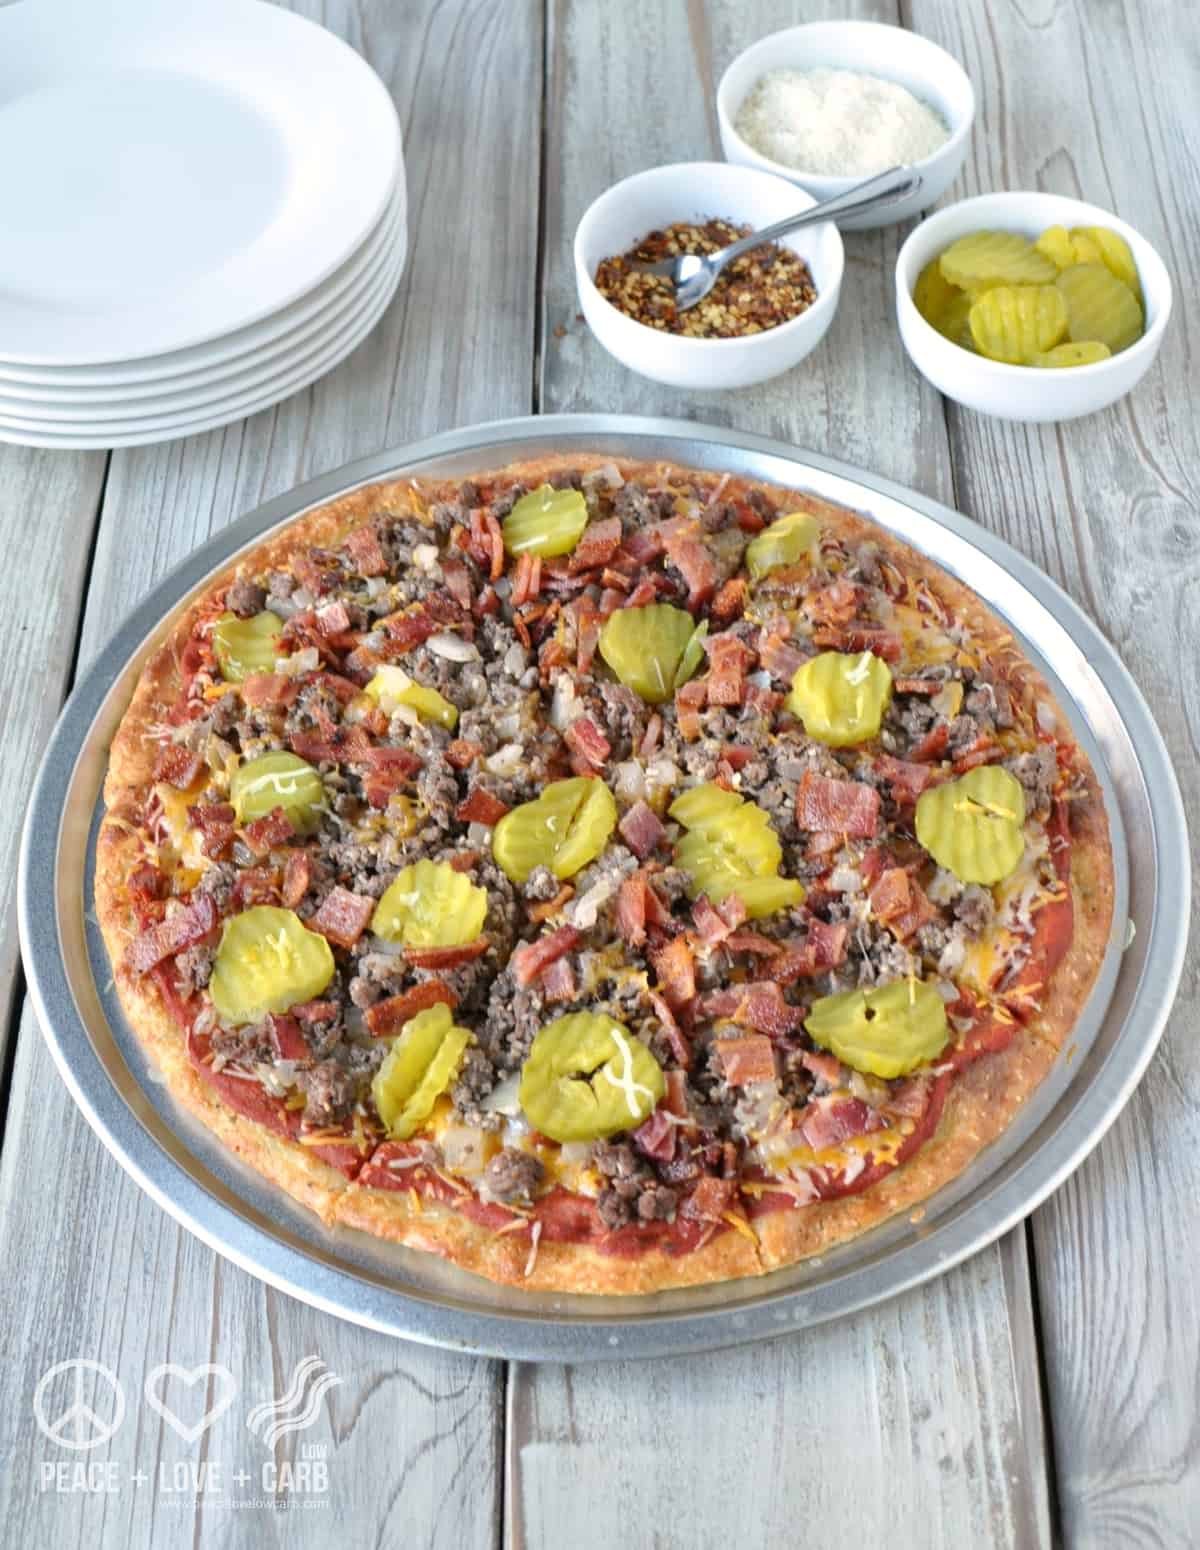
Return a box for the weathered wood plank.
[0,2,541,1545]
[0,449,106,1067]
[518,1,1051,1544]
[906,1,1200,1543]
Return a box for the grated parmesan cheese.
[734,68,950,178]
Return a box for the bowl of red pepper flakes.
[574,160,843,390]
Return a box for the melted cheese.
[152,780,209,885]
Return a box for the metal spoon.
[635,166,922,311]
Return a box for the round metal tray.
[18,415,1189,1361]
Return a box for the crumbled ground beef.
[592,1140,678,1227]
[297,1061,356,1129]
[1006,744,1058,816]
[194,861,237,914]
[226,577,267,618]
[483,1147,544,1204]
[523,865,560,902]
[175,942,215,996]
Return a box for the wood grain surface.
[0,0,1194,1546]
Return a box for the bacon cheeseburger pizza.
[96,455,1114,1294]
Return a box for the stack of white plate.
[0,0,406,450]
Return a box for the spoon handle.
[717,167,923,264]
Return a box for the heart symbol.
[144,1363,236,1444]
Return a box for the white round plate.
[0,0,400,365]
[0,240,405,450]
[0,167,406,391]
[0,197,406,418]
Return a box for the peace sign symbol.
[34,1360,126,1451]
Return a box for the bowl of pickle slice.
[896,191,1171,422]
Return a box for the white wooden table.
[2,3,1196,1545]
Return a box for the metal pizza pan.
[18,414,1188,1360]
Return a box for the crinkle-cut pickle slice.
[501,484,589,558]
[744,510,819,580]
[372,1003,473,1140]
[938,231,1058,289]
[786,650,893,747]
[519,1011,666,1143]
[1056,263,1144,355]
[674,618,709,692]
[213,610,283,682]
[806,977,950,1081]
[598,603,696,705]
[492,776,617,885]
[209,906,334,1026]
[372,859,488,948]
[1033,340,1111,368]
[914,261,974,349]
[365,665,457,730]
[1072,226,1142,301]
[968,284,1067,365]
[669,782,804,919]
[231,751,325,834]
[915,764,1027,885]
[1034,225,1076,271]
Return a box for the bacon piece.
[910,723,950,763]
[771,920,849,982]
[893,677,941,695]
[232,865,280,909]
[240,672,301,708]
[691,894,733,945]
[440,558,474,611]
[812,624,903,662]
[127,894,218,974]
[797,1096,875,1153]
[154,743,203,788]
[242,806,295,858]
[618,800,664,860]
[293,998,339,1024]
[874,754,934,803]
[455,786,509,826]
[884,1074,933,1120]
[623,528,666,565]
[510,925,580,987]
[724,930,780,956]
[682,1175,737,1222]
[744,682,783,717]
[309,886,375,950]
[805,579,865,625]
[314,600,351,637]
[469,508,504,580]
[447,849,481,874]
[651,936,697,1010]
[404,937,490,969]
[638,714,662,758]
[188,802,236,858]
[796,772,881,838]
[714,1034,776,1086]
[700,981,804,1036]
[869,867,938,942]
[759,634,807,682]
[359,744,422,808]
[564,714,611,773]
[710,576,747,624]
[632,1107,676,1164]
[570,516,622,573]
[292,552,341,597]
[623,578,659,609]
[438,739,476,772]
[674,677,707,741]
[365,979,459,1035]
[706,634,751,707]
[663,530,717,610]
[268,1015,311,1061]
[342,524,388,577]
[379,609,439,654]
[615,874,650,947]
[127,864,165,915]
[289,725,374,766]
[541,956,577,1004]
[649,992,692,1069]
[510,552,543,607]
[528,884,574,923]
[953,737,1004,773]
[281,850,312,908]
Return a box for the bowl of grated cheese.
[717,21,974,229]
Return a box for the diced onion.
[412,544,439,572]
[482,1072,523,1115]
[441,1124,490,1174]
[570,875,617,929]
[829,865,862,894]
[559,1140,592,1166]
[503,642,529,677]
[613,760,647,802]
[427,631,479,662]
[1036,700,1058,733]
[276,647,320,677]
[485,742,524,777]
[549,672,581,731]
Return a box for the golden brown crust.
[94,450,1116,1296]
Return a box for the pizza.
[95,453,1114,1294]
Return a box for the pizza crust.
[93,451,1116,1296]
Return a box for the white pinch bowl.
[896,191,1173,422]
[716,20,974,230]
[574,161,843,391]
